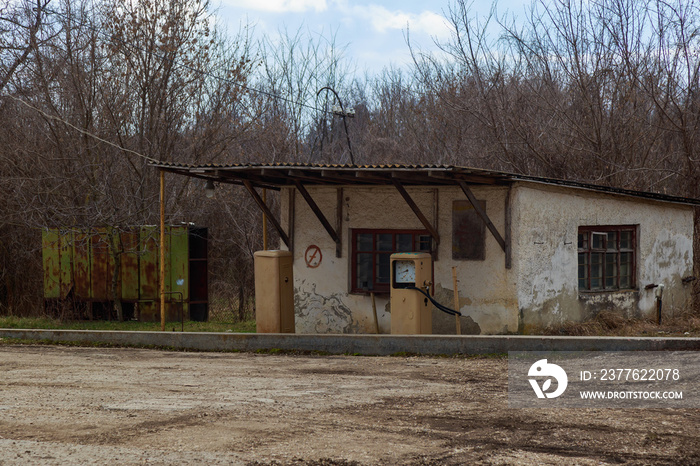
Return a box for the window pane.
[592,233,606,250]
[606,232,618,251]
[620,275,631,289]
[356,234,373,251]
[578,232,588,250]
[578,253,588,289]
[591,253,603,289]
[620,252,633,288]
[620,231,633,250]
[605,253,618,289]
[376,253,391,284]
[352,229,432,292]
[377,234,393,251]
[605,253,617,274]
[396,234,413,252]
[417,235,432,252]
[620,252,632,269]
[356,253,373,290]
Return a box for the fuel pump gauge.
[394,260,416,287]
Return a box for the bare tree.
[0,0,51,93]
[406,0,700,198]
[0,0,255,319]
[256,25,355,163]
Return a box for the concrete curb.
[1,329,700,355]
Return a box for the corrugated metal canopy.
[150,161,700,206]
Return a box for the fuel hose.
[406,286,462,317]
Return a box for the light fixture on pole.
[317,86,355,165]
[205,179,215,199]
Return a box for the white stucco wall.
[279,185,517,334]
[276,182,695,334]
[432,186,517,334]
[513,183,695,331]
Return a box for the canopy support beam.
[392,179,440,246]
[243,180,291,249]
[294,180,342,258]
[457,180,510,269]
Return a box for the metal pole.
[317,86,355,165]
[340,114,354,165]
[262,188,268,250]
[160,170,166,332]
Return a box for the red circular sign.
[304,245,322,268]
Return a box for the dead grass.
[539,310,700,337]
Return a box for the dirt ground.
[0,345,698,465]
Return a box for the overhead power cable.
[2,92,158,163]
[1,4,341,165]
[4,5,365,165]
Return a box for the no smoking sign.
[304,245,322,268]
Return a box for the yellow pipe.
[160,170,166,332]
[262,188,268,250]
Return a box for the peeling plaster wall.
[431,187,518,335]
[276,183,694,335]
[279,185,518,335]
[513,184,695,331]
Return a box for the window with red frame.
[578,226,636,291]
[351,229,432,293]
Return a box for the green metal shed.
[42,225,208,322]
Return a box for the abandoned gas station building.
[154,163,699,334]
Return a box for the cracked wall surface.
[275,183,694,334]
[280,185,517,334]
[514,184,695,332]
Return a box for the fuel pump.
[390,252,462,335]
[390,253,432,334]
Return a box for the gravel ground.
[0,345,698,465]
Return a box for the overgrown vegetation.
[0,0,699,321]
[539,311,700,337]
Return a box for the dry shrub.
[544,320,603,336]
[540,311,626,336]
[594,311,627,331]
[540,310,700,337]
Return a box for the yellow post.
[262,188,268,250]
[160,170,166,332]
[371,292,379,334]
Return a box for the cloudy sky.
[215,0,525,75]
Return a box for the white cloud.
[343,4,452,40]
[224,0,328,13]
[410,10,452,39]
